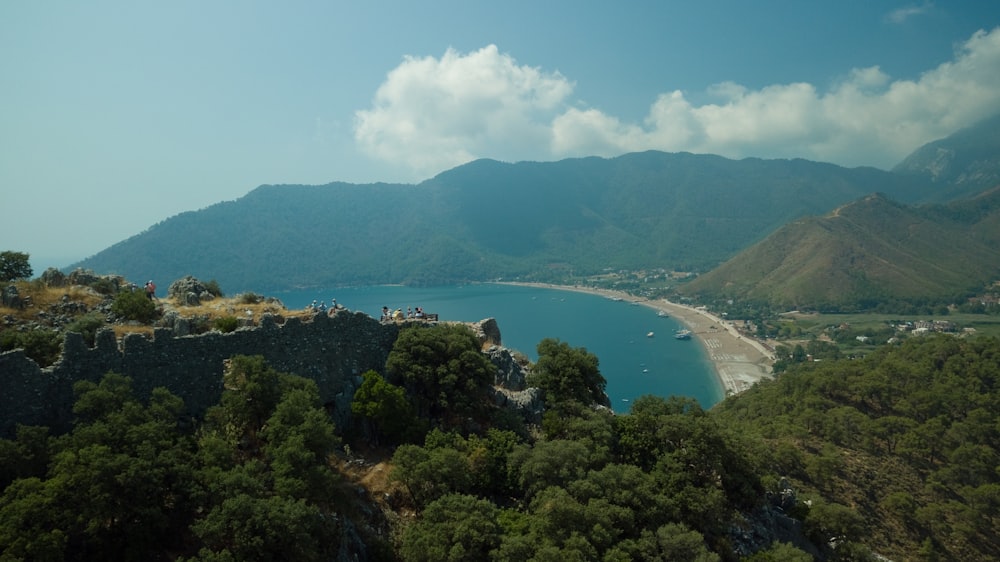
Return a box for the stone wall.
[0,313,538,438]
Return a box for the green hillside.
[679,193,1000,310]
[72,151,929,293]
[715,334,1000,561]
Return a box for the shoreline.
[496,282,775,398]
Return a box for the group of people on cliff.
[306,298,340,316]
[381,305,426,322]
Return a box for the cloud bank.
[355,28,1000,179]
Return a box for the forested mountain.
[893,113,1000,201]
[714,334,1000,561]
[679,192,1000,310]
[73,151,932,292]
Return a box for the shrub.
[89,278,117,295]
[0,327,62,366]
[212,316,239,333]
[204,279,224,298]
[236,292,262,305]
[111,289,158,323]
[65,312,106,346]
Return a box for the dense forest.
[2,325,998,560]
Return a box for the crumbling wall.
[0,314,533,438]
[0,311,400,437]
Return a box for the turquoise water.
[276,284,723,411]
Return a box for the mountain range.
[73,116,1000,307]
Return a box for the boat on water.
[674,329,692,340]
[657,310,669,317]
[646,331,655,338]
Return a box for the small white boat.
[657,310,669,317]
[674,329,692,340]
[646,331,655,338]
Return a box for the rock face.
[167,275,216,305]
[0,311,544,437]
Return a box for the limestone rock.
[167,276,216,305]
[486,345,529,390]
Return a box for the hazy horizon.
[5,2,1000,269]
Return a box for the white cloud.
[886,2,933,24]
[356,28,1000,178]
[354,45,573,178]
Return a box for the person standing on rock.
[145,280,156,300]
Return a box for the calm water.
[276,284,723,411]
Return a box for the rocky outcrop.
[40,267,67,287]
[167,275,216,305]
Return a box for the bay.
[275,284,723,411]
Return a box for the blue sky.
[3,1,1000,270]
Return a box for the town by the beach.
[505,283,775,397]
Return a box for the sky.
[4,1,1000,271]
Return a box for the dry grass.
[162,296,304,322]
[0,282,106,320]
[1,280,312,341]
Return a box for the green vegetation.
[65,312,107,347]
[680,193,1000,312]
[0,251,32,283]
[71,151,931,293]
[2,318,999,560]
[212,315,239,333]
[110,288,159,323]
[385,323,497,428]
[0,326,62,366]
[715,334,1000,560]
[527,338,608,407]
[0,357,350,560]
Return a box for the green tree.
[193,356,342,559]
[386,324,495,425]
[528,338,608,407]
[401,494,502,562]
[0,251,32,282]
[803,500,867,545]
[391,442,474,508]
[351,369,422,445]
[0,374,196,560]
[189,494,335,561]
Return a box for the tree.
[386,324,495,425]
[0,251,31,282]
[351,369,421,445]
[0,374,197,560]
[401,494,501,562]
[528,338,608,407]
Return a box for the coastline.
[496,282,775,398]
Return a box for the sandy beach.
[500,282,775,397]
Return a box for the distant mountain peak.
[892,114,1000,200]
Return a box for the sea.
[275,283,723,412]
